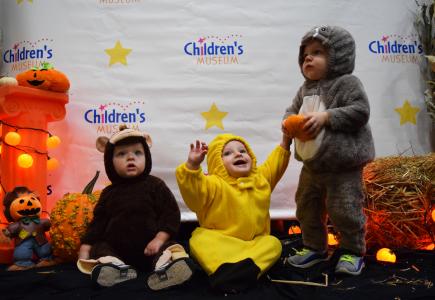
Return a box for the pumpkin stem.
[82,171,100,195]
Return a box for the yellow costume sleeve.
[257,146,290,191]
[175,163,218,214]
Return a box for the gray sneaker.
[335,254,365,275]
[91,263,137,287]
[286,248,328,268]
[147,258,194,291]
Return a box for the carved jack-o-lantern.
[16,63,70,93]
[9,192,41,221]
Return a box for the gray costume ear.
[96,136,109,153]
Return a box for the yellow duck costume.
[176,133,290,292]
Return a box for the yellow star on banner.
[394,100,420,125]
[201,103,228,130]
[105,40,132,66]
[17,0,32,4]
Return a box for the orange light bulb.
[47,135,61,149]
[17,153,33,168]
[376,248,396,263]
[5,132,21,146]
[288,225,301,235]
[328,233,339,246]
[47,157,59,170]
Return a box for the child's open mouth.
[233,160,246,166]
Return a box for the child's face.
[113,142,146,178]
[222,140,252,178]
[302,39,328,81]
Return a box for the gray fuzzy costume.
[284,26,375,255]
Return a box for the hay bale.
[363,153,435,250]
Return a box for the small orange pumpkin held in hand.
[283,115,311,142]
[16,62,70,93]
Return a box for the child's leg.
[209,258,260,294]
[325,168,366,255]
[295,166,328,252]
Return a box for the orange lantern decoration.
[288,225,302,235]
[0,78,68,264]
[376,248,397,263]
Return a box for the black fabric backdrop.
[0,235,434,300]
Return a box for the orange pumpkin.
[283,115,311,142]
[16,62,70,93]
[49,172,100,262]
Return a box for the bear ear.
[96,136,109,153]
[144,133,152,148]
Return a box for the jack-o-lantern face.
[9,192,42,221]
[16,63,70,93]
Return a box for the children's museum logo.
[84,101,147,134]
[368,34,423,64]
[184,35,244,65]
[2,39,55,72]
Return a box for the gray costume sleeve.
[325,75,370,132]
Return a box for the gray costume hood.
[299,26,356,79]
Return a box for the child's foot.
[286,247,328,268]
[35,259,57,268]
[147,258,194,291]
[7,264,35,271]
[335,254,365,275]
[91,263,137,287]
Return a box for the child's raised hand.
[186,140,208,170]
[303,111,329,138]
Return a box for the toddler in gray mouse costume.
[282,25,375,275]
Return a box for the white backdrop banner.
[1,0,433,220]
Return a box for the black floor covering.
[0,232,434,300]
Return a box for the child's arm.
[176,140,216,213]
[78,244,91,260]
[144,231,170,256]
[258,133,291,191]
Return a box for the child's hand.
[303,112,329,138]
[144,231,169,256]
[78,244,91,260]
[281,120,295,138]
[186,140,208,170]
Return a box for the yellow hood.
[207,133,258,185]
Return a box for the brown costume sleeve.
[80,188,110,245]
[154,178,181,239]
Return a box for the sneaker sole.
[335,261,365,276]
[147,259,193,291]
[92,264,137,287]
[287,256,329,268]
